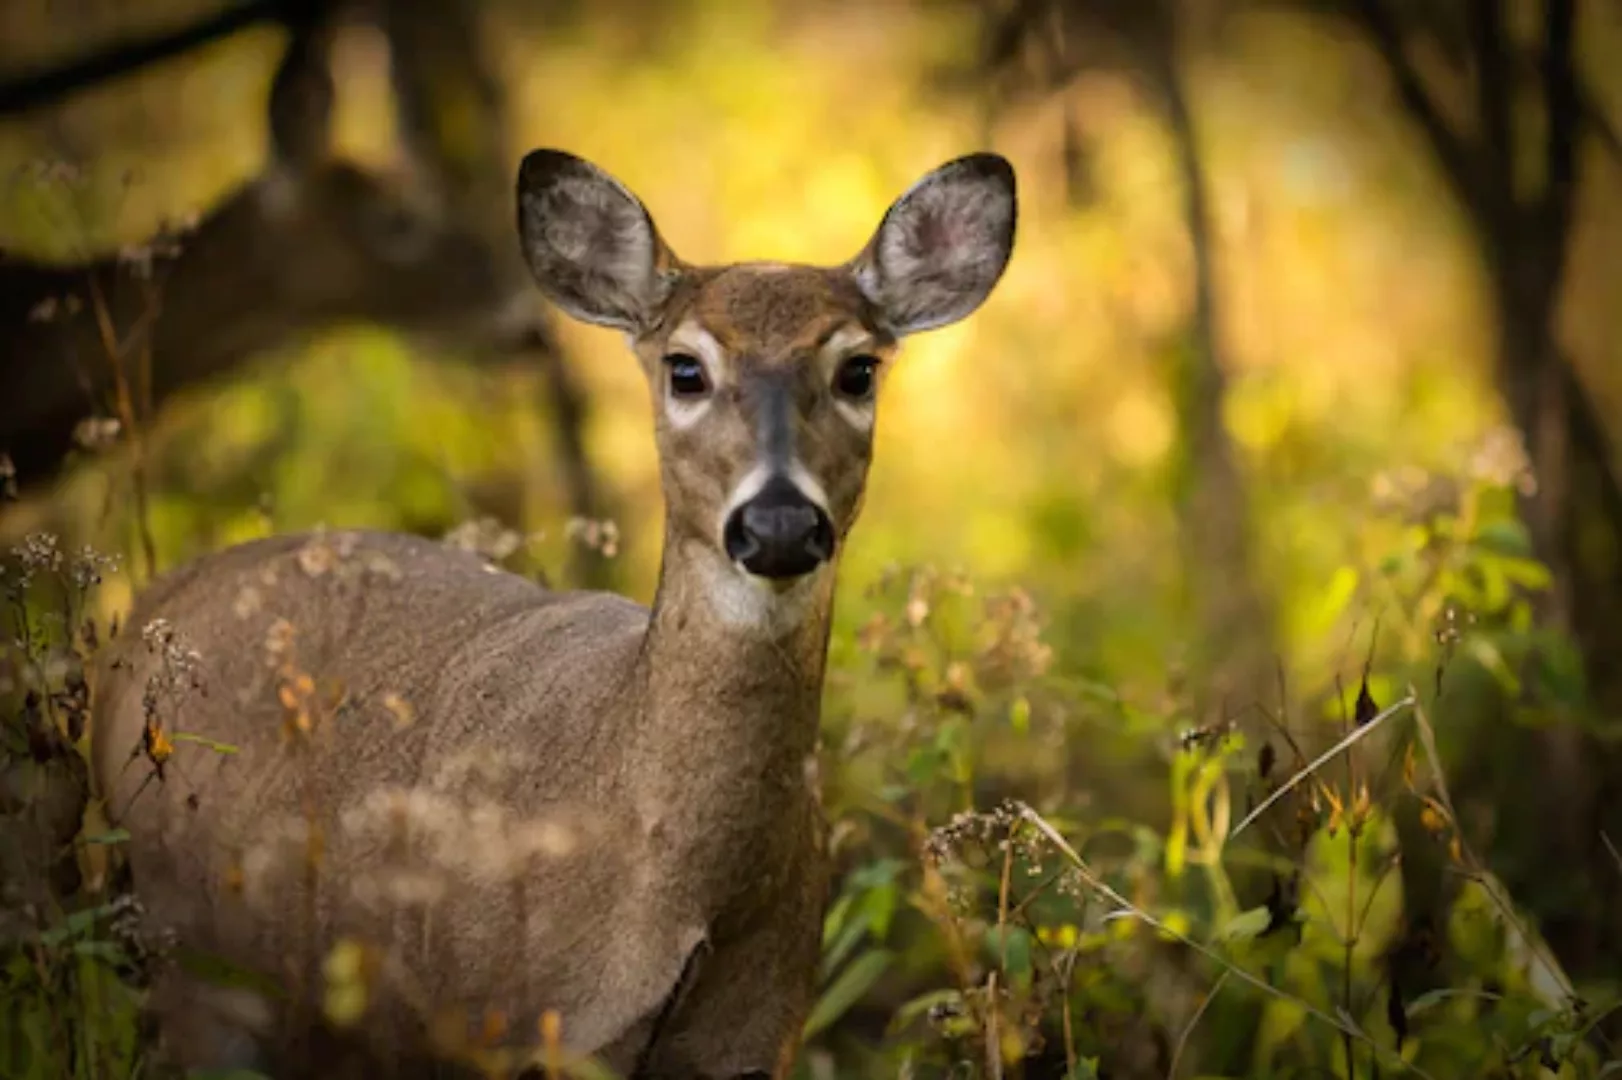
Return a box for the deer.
[90,147,1017,1077]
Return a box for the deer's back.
[91,530,702,1063]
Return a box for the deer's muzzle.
[723,475,835,580]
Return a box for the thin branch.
[1470,0,1512,179]
[1018,804,1440,1080]
[1537,0,1579,283]
[1505,43,1622,165]
[1230,695,1416,840]
[1168,968,1229,1080]
[1348,0,1482,217]
[0,0,285,117]
[1603,832,1622,879]
[1407,694,1578,1004]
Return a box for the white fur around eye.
[822,326,880,434]
[663,322,725,430]
[833,397,876,433]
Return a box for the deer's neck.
[627,534,834,908]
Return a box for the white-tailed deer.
[91,148,1016,1077]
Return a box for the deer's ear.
[517,149,675,333]
[849,153,1017,336]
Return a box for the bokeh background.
[3,0,1621,1076]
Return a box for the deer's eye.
[663,354,710,398]
[834,355,880,402]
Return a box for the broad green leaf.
[1473,518,1532,555]
[1217,905,1273,943]
[803,949,893,1040]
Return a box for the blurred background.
[2,0,1621,1076]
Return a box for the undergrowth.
[2,450,1619,1079]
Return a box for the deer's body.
[95,527,827,1075]
[92,149,1016,1076]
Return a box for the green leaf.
[71,940,128,964]
[1217,905,1273,943]
[1067,1058,1101,1080]
[1494,555,1551,590]
[1009,694,1031,734]
[819,905,870,982]
[1404,988,1477,1017]
[1473,518,1532,556]
[173,947,287,1001]
[1467,637,1522,698]
[802,949,893,1040]
[1535,636,1587,705]
[888,988,962,1034]
[172,732,240,755]
[81,828,131,846]
[1306,565,1359,635]
[819,893,853,949]
[904,744,947,785]
[37,902,119,947]
[998,925,1034,991]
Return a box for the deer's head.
[516,150,1016,625]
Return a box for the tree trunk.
[1153,41,1278,719]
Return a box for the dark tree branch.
[1557,345,1622,535]
[1348,0,1483,218]
[0,1,294,118]
[1469,0,1512,206]
[374,0,613,584]
[1537,0,1579,286]
[1575,81,1622,164]
[380,0,508,216]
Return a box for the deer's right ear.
[517,150,675,333]
[849,153,1017,336]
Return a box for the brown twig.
[1408,694,1576,1004]
[1168,968,1229,1080]
[85,274,157,581]
[1018,802,1440,1080]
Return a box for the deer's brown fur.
[91,149,1016,1077]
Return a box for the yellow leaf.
[323,981,367,1027]
[145,721,173,764]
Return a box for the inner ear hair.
[851,152,1017,337]
[516,149,678,333]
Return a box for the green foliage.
[1,538,147,1080]
[3,3,1620,1075]
[791,462,1622,1078]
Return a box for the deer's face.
[516,151,1016,614]
[630,265,888,582]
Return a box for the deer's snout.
[723,476,835,580]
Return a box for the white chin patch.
[698,552,824,634]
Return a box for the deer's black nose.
[723,476,835,580]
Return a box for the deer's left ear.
[848,153,1017,336]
